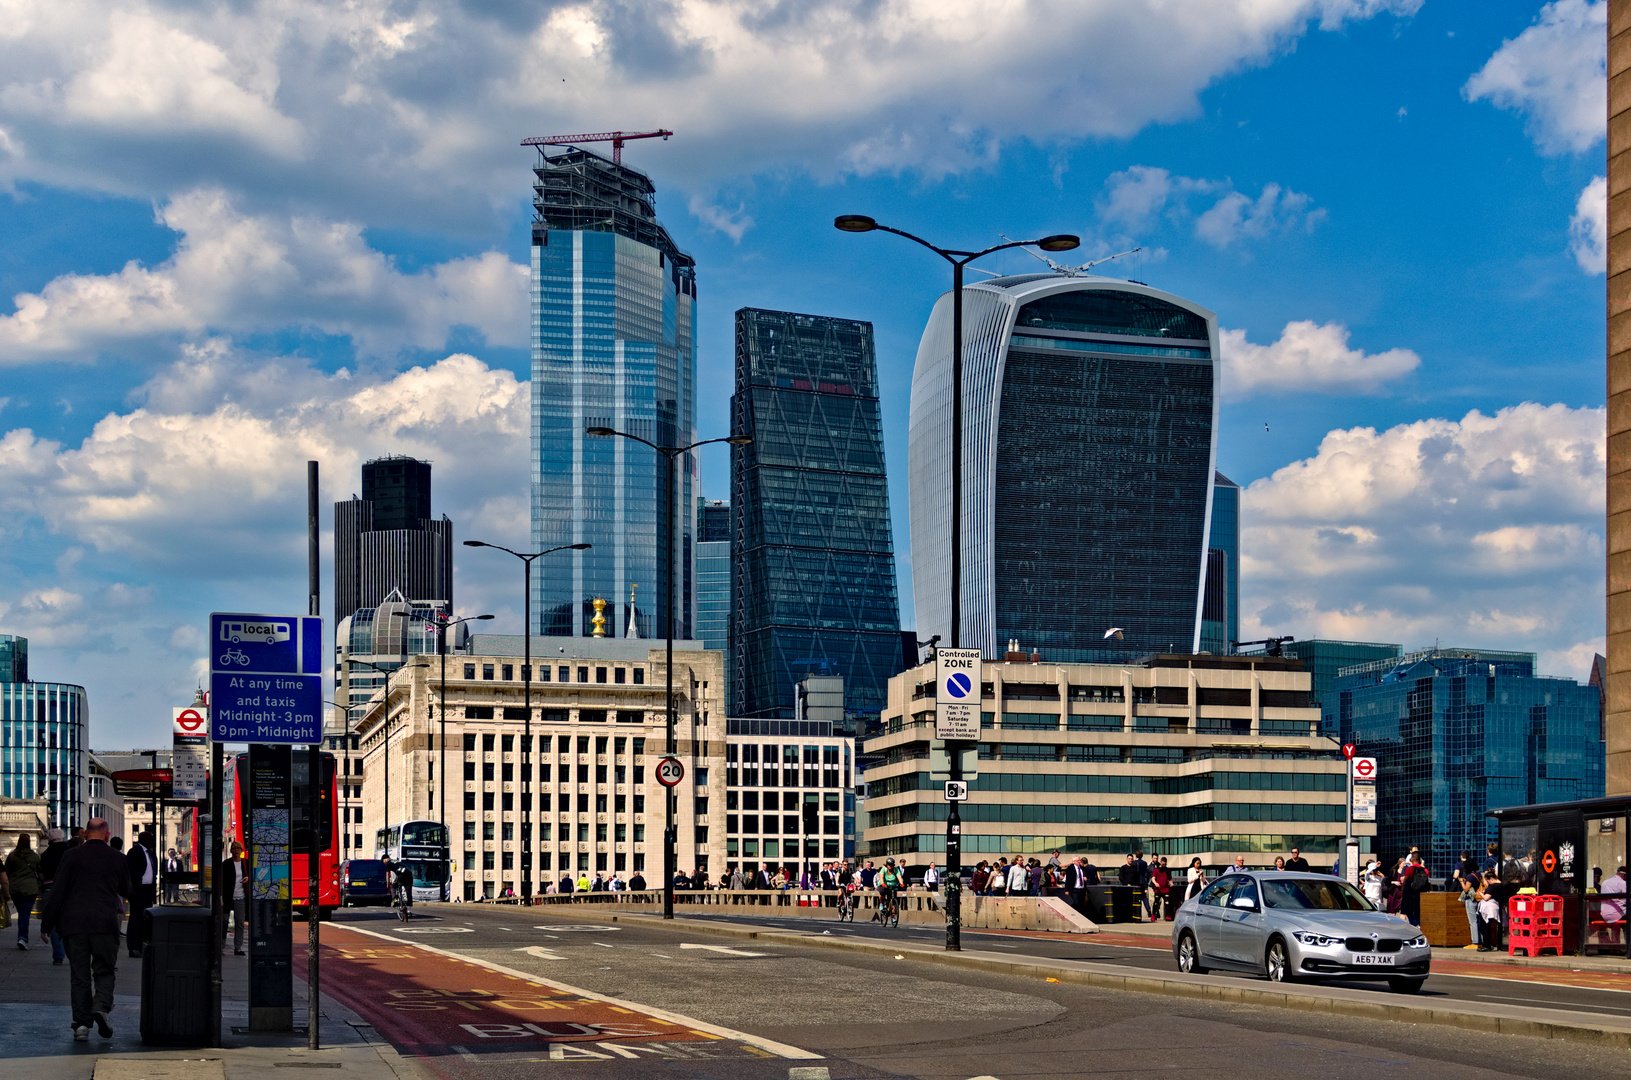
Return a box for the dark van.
[340,859,391,907]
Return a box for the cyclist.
[836,860,857,921]
[388,857,415,918]
[874,858,904,926]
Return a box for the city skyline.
[0,3,1609,747]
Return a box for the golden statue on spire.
[590,597,607,637]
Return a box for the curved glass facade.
[0,636,88,830]
[908,278,1218,661]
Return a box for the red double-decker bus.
[225,750,339,916]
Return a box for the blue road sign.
[210,612,322,743]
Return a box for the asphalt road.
[327,904,1629,1080]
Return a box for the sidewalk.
[0,922,425,1080]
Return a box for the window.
[596,667,608,684]
[577,823,589,842]
[539,793,551,812]
[1001,713,1059,730]
[634,824,645,842]
[634,795,645,813]
[463,822,476,840]
[595,765,607,783]
[501,665,514,681]
[1067,715,1123,731]
[501,822,513,841]
[633,738,646,756]
[502,852,513,870]
[633,668,645,684]
[558,735,572,753]
[503,707,528,721]
[581,709,607,724]
[577,794,590,812]
[464,733,477,751]
[501,763,513,782]
[482,734,495,752]
[558,666,570,682]
[615,794,626,812]
[464,664,476,679]
[466,706,494,720]
[616,710,643,723]
[1197,687,1251,707]
[539,823,552,842]
[577,764,589,783]
[482,852,494,870]
[614,668,626,684]
[578,666,589,683]
[523,665,534,681]
[595,794,607,812]
[482,664,494,680]
[464,792,475,810]
[501,793,513,810]
[596,824,608,842]
[482,763,494,781]
[463,762,475,781]
[578,736,589,753]
[615,824,627,842]
[502,734,515,752]
[482,793,494,810]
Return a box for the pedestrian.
[7,832,42,950]
[38,828,69,965]
[1131,851,1153,919]
[1598,865,1627,944]
[1456,862,1482,949]
[923,862,940,892]
[1362,858,1384,907]
[628,870,647,892]
[1185,857,1207,901]
[557,873,573,897]
[39,818,131,1042]
[163,848,182,904]
[1284,847,1310,874]
[1273,856,1286,870]
[1151,858,1172,921]
[124,830,158,958]
[1224,855,1247,874]
[730,865,745,890]
[1027,858,1044,896]
[1006,856,1028,897]
[1476,874,1503,951]
[221,842,248,955]
[1400,853,1428,926]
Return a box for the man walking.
[40,818,131,1041]
[163,848,182,904]
[38,828,69,965]
[221,842,248,956]
[124,831,158,958]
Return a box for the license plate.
[1351,953,1394,965]
[350,881,366,886]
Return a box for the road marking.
[394,927,474,934]
[592,942,614,949]
[651,953,673,959]
[1475,994,1631,1014]
[986,943,1017,949]
[789,1069,831,1080]
[679,943,769,957]
[516,946,566,961]
[497,927,513,932]
[534,925,623,932]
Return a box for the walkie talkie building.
[907,276,1219,662]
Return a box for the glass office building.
[1327,648,1605,873]
[908,276,1219,661]
[731,308,901,728]
[0,635,89,830]
[334,455,453,627]
[1200,472,1239,654]
[531,147,697,639]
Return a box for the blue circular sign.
[945,672,973,699]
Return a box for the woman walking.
[6,833,42,950]
[1185,857,1207,902]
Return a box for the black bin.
[140,905,212,1046]
[1083,885,1140,923]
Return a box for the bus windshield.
[402,822,448,846]
[405,860,447,884]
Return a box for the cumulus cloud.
[1240,403,1605,675]
[0,1,1422,223]
[1219,320,1419,398]
[0,189,529,362]
[1464,0,1606,155]
[1098,167,1323,248]
[1569,175,1607,273]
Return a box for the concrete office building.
[722,715,856,877]
[335,456,454,625]
[0,634,89,830]
[731,308,901,730]
[349,635,724,899]
[907,276,1219,662]
[531,146,697,641]
[1326,647,1604,874]
[864,653,1367,870]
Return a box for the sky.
[0,0,1610,750]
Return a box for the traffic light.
[801,801,818,835]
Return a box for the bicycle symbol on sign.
[219,648,251,667]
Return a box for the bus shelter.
[1486,795,1631,958]
[110,767,203,901]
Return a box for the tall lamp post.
[585,426,751,919]
[323,700,362,857]
[425,612,495,836]
[462,540,592,905]
[350,658,423,847]
[833,215,1078,952]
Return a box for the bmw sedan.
[1171,871,1431,994]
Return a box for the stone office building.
[347,636,725,900]
[864,652,1370,871]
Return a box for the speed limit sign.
[655,755,685,787]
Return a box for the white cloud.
[0,1,1422,223]
[1098,167,1323,248]
[1240,403,1605,671]
[688,194,754,242]
[1569,175,1607,273]
[0,188,529,362]
[1219,320,1419,398]
[1464,0,1606,155]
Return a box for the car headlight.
[1405,935,1428,949]
[1292,931,1343,948]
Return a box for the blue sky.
[0,0,1609,748]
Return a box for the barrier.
[1509,894,1564,958]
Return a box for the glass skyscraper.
[0,634,89,830]
[1327,648,1604,873]
[695,500,730,652]
[731,308,901,728]
[1200,471,1239,654]
[334,455,453,627]
[531,147,696,638]
[908,276,1219,661]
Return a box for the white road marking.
[651,953,673,959]
[986,943,1017,949]
[450,1046,479,1063]
[592,941,614,948]
[1475,994,1631,1014]
[679,943,769,957]
[534,925,622,932]
[789,1069,831,1080]
[517,946,566,961]
[497,927,513,932]
[393,927,474,934]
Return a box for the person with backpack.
[1400,853,1429,926]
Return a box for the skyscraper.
[695,500,730,654]
[334,456,453,625]
[908,276,1219,662]
[0,634,89,830]
[531,147,696,639]
[731,308,901,728]
[1200,471,1239,654]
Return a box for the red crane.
[520,129,673,165]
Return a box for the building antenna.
[1000,237,1141,277]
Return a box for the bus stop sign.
[210,612,322,743]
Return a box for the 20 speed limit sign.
[655,756,685,787]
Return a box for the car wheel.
[1265,938,1292,983]
[1176,931,1207,975]
[1388,976,1426,994]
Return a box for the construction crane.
[520,129,673,165]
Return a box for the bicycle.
[878,888,900,929]
[219,648,250,667]
[837,887,856,922]
[394,885,413,922]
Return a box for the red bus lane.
[295,925,817,1069]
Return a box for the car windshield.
[1262,877,1373,912]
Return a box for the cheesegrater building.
[908,275,1219,661]
[531,146,697,639]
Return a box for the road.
[315,903,1629,1080]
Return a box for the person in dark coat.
[124,831,158,958]
[37,828,70,964]
[40,818,131,1041]
[627,871,647,892]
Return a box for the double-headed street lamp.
[585,426,751,919]
[323,699,363,855]
[462,540,592,905]
[349,657,422,842]
[425,612,495,833]
[834,215,1079,953]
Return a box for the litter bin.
[140,904,212,1046]
[1083,885,1140,923]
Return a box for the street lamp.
[323,700,363,856]
[462,540,591,905]
[424,612,495,838]
[585,426,751,919]
[835,215,1078,953]
[350,658,422,844]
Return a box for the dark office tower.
[731,308,902,729]
[334,456,454,624]
[1200,471,1240,654]
[908,276,1218,661]
[697,499,730,543]
[531,146,696,638]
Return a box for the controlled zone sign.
[209,612,322,743]
[935,648,983,741]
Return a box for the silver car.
[1171,871,1431,994]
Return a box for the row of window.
[724,767,845,788]
[867,770,1348,798]
[728,838,839,860]
[873,833,1343,858]
[903,685,1308,708]
[464,761,646,784]
[462,663,646,685]
[870,802,1347,827]
[460,789,680,812]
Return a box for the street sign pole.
[935,647,981,952]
